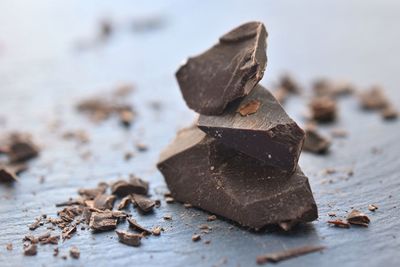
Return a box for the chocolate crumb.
[165,196,175,203]
[132,194,155,213]
[237,100,261,116]
[127,218,152,235]
[303,127,331,154]
[93,194,116,210]
[53,248,59,257]
[368,204,378,212]
[117,195,132,210]
[328,212,336,217]
[111,176,149,196]
[207,215,217,221]
[347,209,370,227]
[69,246,80,259]
[256,245,325,264]
[327,219,350,228]
[184,203,193,208]
[89,212,117,231]
[116,230,142,247]
[381,105,398,120]
[192,234,201,242]
[6,243,13,251]
[309,97,337,123]
[24,244,37,256]
[163,215,172,220]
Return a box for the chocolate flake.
[327,219,350,228]
[78,183,108,200]
[89,212,117,231]
[368,204,378,212]
[237,100,261,116]
[111,176,149,196]
[207,215,217,221]
[309,97,337,123]
[24,243,38,256]
[93,194,116,210]
[127,218,152,235]
[0,166,19,183]
[303,127,331,154]
[117,195,132,210]
[256,245,325,264]
[132,194,155,213]
[116,230,142,247]
[192,234,201,242]
[176,21,267,115]
[152,226,162,236]
[347,209,370,227]
[70,246,80,259]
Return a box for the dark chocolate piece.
[127,218,152,235]
[157,127,318,230]
[256,245,325,264]
[111,176,149,197]
[132,194,156,213]
[368,204,378,211]
[115,230,141,247]
[359,86,388,110]
[327,219,350,228]
[78,183,108,200]
[192,234,201,242]
[24,244,37,256]
[347,209,370,227]
[93,194,116,210]
[89,212,117,231]
[69,246,80,259]
[117,195,132,210]
[303,127,331,154]
[0,166,19,182]
[198,85,305,173]
[176,22,267,115]
[279,74,301,94]
[7,137,39,163]
[309,97,337,123]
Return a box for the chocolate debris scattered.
[158,127,317,230]
[207,215,217,221]
[89,212,118,231]
[116,230,142,247]
[0,166,19,183]
[24,244,38,256]
[93,194,116,210]
[152,227,162,236]
[347,209,370,227]
[303,127,331,154]
[198,85,305,172]
[176,21,267,115]
[368,204,378,212]
[117,195,132,210]
[192,234,201,242]
[256,245,325,264]
[6,243,13,251]
[309,97,337,123]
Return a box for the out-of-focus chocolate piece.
[359,86,388,110]
[115,230,141,247]
[4,134,39,163]
[279,74,301,94]
[127,218,152,235]
[381,105,398,120]
[117,195,132,210]
[176,22,267,115]
[93,194,116,210]
[303,127,331,154]
[157,127,318,230]
[78,183,108,200]
[256,245,325,264]
[347,209,370,227]
[309,97,337,123]
[0,166,19,183]
[111,176,149,197]
[198,85,305,173]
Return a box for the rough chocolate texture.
[198,85,305,173]
[176,21,267,115]
[157,127,318,230]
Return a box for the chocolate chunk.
[24,244,37,256]
[347,209,370,227]
[7,136,39,163]
[117,195,132,210]
[303,127,331,154]
[132,194,155,213]
[89,212,117,231]
[309,97,337,123]
[279,74,302,94]
[157,127,318,229]
[111,176,149,197]
[115,230,142,247]
[70,246,80,259]
[192,234,201,242]
[176,22,267,115]
[152,226,162,236]
[256,245,325,264]
[78,183,107,200]
[0,166,19,182]
[93,194,116,210]
[198,85,305,172]
[237,100,261,116]
[127,218,152,235]
[359,86,389,110]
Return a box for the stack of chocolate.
[157,22,318,230]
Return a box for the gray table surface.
[1,0,400,266]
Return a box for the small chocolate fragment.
[347,209,370,227]
[157,127,318,229]
[313,79,354,98]
[381,105,398,120]
[192,234,201,242]
[198,85,305,173]
[78,183,108,200]
[127,218,151,235]
[7,136,39,163]
[89,212,117,231]
[132,194,156,213]
[176,22,267,115]
[256,245,325,264]
[111,176,149,196]
[359,86,388,110]
[6,243,13,251]
[117,195,132,210]
[303,127,331,154]
[327,219,350,228]
[93,194,116,210]
[116,230,141,247]
[24,244,38,256]
[152,227,162,236]
[309,97,337,123]
[0,166,19,182]
[368,204,378,211]
[70,246,80,259]
[279,74,301,94]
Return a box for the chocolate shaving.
[309,97,337,123]
[237,100,261,116]
[93,194,116,210]
[111,176,149,197]
[117,195,132,210]
[132,194,155,213]
[347,209,370,227]
[70,246,80,259]
[24,244,38,256]
[192,234,201,242]
[116,230,142,247]
[327,219,350,228]
[256,245,325,264]
[368,204,378,211]
[127,218,152,235]
[303,127,331,154]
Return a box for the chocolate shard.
[93,194,116,210]
[7,136,39,163]
[198,85,305,173]
[89,212,117,231]
[309,97,337,123]
[256,245,325,264]
[0,165,19,182]
[347,209,370,227]
[111,176,149,197]
[127,218,152,235]
[115,230,142,247]
[176,21,267,115]
[157,127,318,230]
[132,194,156,213]
[303,127,331,154]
